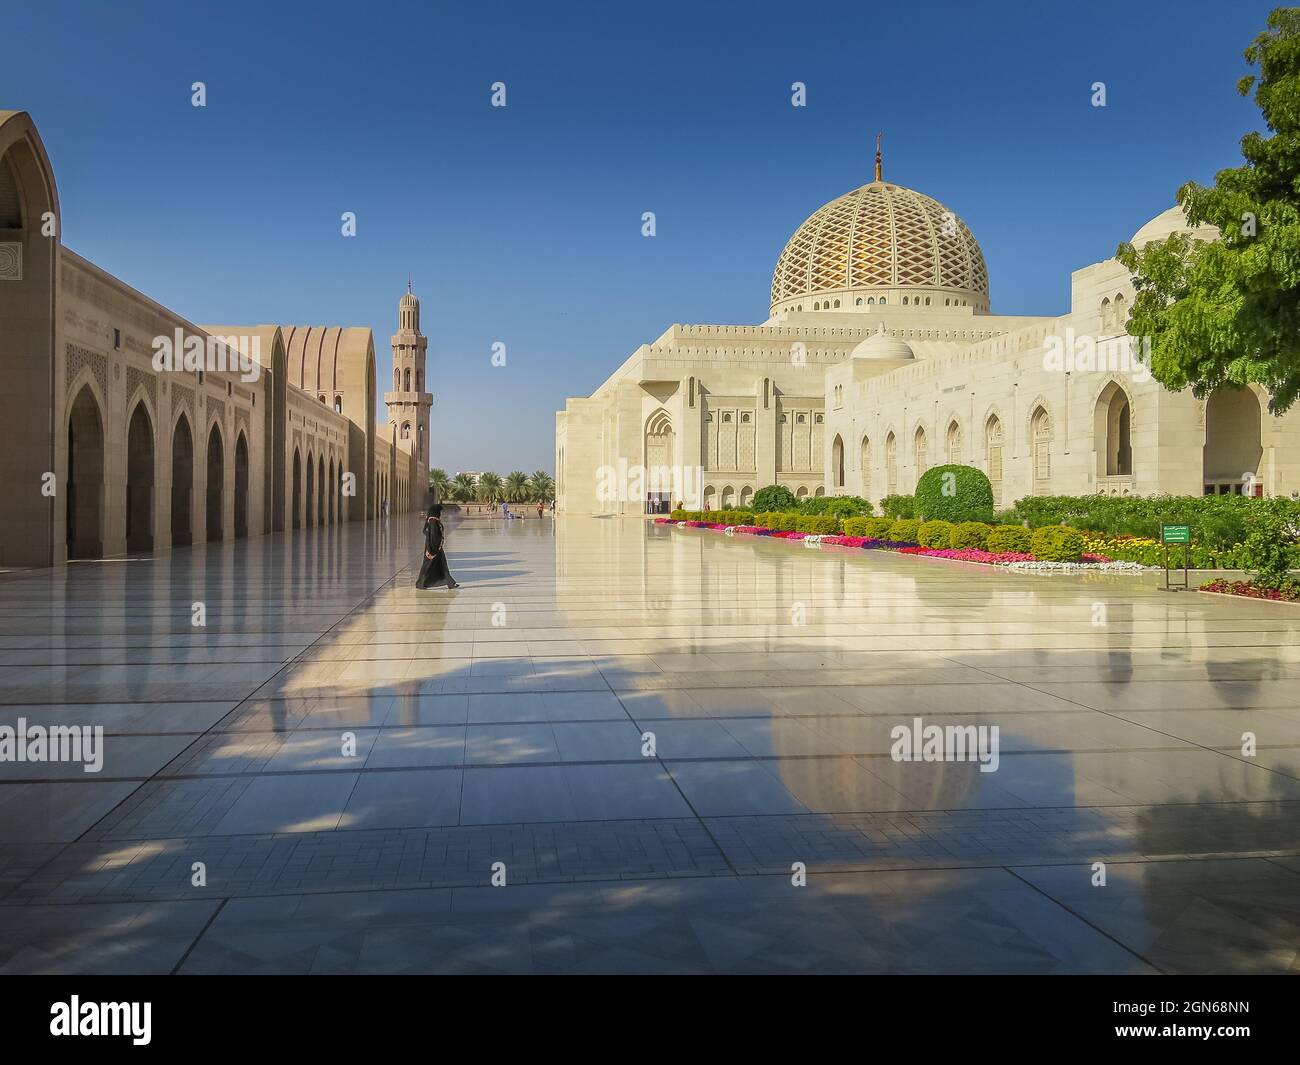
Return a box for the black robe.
[416,517,455,588]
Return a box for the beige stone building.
[0,110,426,568]
[557,155,1300,515]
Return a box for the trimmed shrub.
[915,465,995,523]
[841,517,870,537]
[796,515,842,534]
[799,495,872,517]
[949,521,992,550]
[917,520,955,548]
[881,494,915,519]
[862,516,896,538]
[1030,525,1087,562]
[754,511,801,531]
[887,518,921,543]
[986,525,1032,553]
[752,485,797,513]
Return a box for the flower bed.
[1200,578,1300,603]
[657,516,1147,572]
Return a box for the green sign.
[1161,524,1191,545]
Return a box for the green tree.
[1117,8,1300,410]
[477,472,503,503]
[449,473,476,501]
[503,471,530,501]
[752,484,797,512]
[528,470,554,501]
[428,468,451,500]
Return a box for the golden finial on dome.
[874,132,883,182]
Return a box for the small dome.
[1130,205,1220,248]
[851,325,914,360]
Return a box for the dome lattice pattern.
[771,182,989,309]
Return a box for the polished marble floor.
[0,514,1298,973]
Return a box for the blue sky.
[2,0,1275,473]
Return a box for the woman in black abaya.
[416,504,460,589]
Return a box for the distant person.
[416,504,459,589]
[537,501,544,519]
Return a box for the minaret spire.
[874,131,883,181]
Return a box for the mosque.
[556,140,1300,515]
[0,110,431,568]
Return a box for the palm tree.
[528,471,554,502]
[476,472,503,504]
[428,468,451,501]
[503,471,530,502]
[449,473,476,501]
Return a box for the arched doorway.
[206,424,224,543]
[1030,406,1052,495]
[985,415,1004,506]
[327,457,335,525]
[171,414,194,547]
[126,402,154,552]
[292,448,302,530]
[234,432,249,538]
[885,432,897,495]
[1095,382,1133,479]
[644,410,674,513]
[860,437,871,498]
[1203,386,1263,495]
[66,385,105,559]
[832,434,844,488]
[317,454,325,525]
[305,451,315,528]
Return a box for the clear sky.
[2,0,1275,474]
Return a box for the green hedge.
[987,525,1032,553]
[799,495,873,517]
[918,520,955,548]
[888,519,921,543]
[915,465,995,523]
[795,515,842,534]
[1008,493,1300,552]
[1030,526,1087,562]
[880,494,916,519]
[841,516,896,538]
[950,521,992,550]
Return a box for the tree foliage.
[1117,7,1300,410]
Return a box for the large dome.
[770,180,990,316]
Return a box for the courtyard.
[0,513,1298,974]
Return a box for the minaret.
[386,280,432,467]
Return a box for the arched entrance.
[292,448,302,530]
[206,424,224,543]
[885,432,898,495]
[1203,387,1263,495]
[1095,382,1132,480]
[171,414,194,547]
[328,457,336,524]
[317,455,325,525]
[985,415,1004,506]
[832,434,844,489]
[1030,406,1052,496]
[305,451,315,528]
[66,385,105,559]
[644,410,674,514]
[126,402,154,552]
[234,432,249,538]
